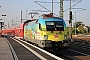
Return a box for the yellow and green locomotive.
[24,16,69,49]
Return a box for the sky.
[0,0,90,28]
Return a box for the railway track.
[68,38,90,60]
[16,38,81,60]
[6,37,64,60]
[6,36,90,60]
[6,36,78,60]
[70,39,90,50]
[47,38,90,60]
[48,50,80,60]
[13,37,72,60]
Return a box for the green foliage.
[67,21,89,35]
[66,27,69,35]
[73,21,83,28]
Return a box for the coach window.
[19,30,21,32]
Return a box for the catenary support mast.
[60,0,63,18]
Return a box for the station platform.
[0,37,14,60]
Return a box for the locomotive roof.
[24,19,37,23]
[38,17,64,22]
[43,17,63,20]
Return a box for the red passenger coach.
[1,20,32,39]
[1,28,11,36]
[14,20,32,39]
[1,29,5,36]
[5,29,10,35]
[19,23,24,39]
[15,23,25,39]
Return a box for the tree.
[73,21,83,28]
[67,21,90,35]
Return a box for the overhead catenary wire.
[34,1,51,12]
[64,0,82,12]
[34,0,60,17]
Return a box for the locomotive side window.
[39,23,42,30]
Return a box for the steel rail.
[6,38,18,60]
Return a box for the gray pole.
[60,0,63,18]
[69,0,72,38]
[12,19,13,26]
[21,11,22,23]
[75,12,76,35]
[4,17,5,23]
[8,22,9,28]
[16,17,17,25]
[52,0,53,15]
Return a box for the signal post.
[69,11,72,38]
[69,0,72,39]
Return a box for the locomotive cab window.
[46,22,55,31]
[55,21,64,31]
[45,21,64,31]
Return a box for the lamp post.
[0,19,2,30]
[0,19,4,30]
[2,14,6,24]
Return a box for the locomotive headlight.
[44,35,48,40]
[64,35,67,39]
